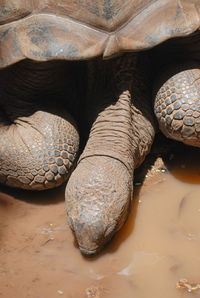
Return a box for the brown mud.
[1,137,200,298]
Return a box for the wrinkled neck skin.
[65,53,156,256]
[84,53,156,170]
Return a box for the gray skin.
[66,33,200,255]
[65,53,156,255]
[1,32,200,256]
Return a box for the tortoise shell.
[0,0,200,68]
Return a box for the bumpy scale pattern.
[154,69,200,146]
[65,156,132,254]
[0,111,79,190]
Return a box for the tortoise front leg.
[65,54,155,256]
[0,109,79,190]
[154,62,200,147]
[0,60,80,190]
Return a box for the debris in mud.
[176,278,200,293]
[86,286,100,297]
[134,157,167,187]
[146,158,168,176]
[40,226,54,235]
[40,237,54,246]
[143,157,168,184]
[57,289,64,295]
[134,182,142,186]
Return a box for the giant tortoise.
[1,0,200,256]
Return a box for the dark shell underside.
[0,0,200,68]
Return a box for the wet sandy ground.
[1,139,200,297]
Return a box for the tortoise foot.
[0,110,79,190]
[154,62,200,147]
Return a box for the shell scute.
[0,0,200,66]
[0,0,32,25]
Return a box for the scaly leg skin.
[0,61,79,190]
[154,62,200,147]
[65,53,156,256]
[0,109,79,190]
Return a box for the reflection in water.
[0,144,200,297]
[164,144,200,184]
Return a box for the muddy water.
[1,145,200,298]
